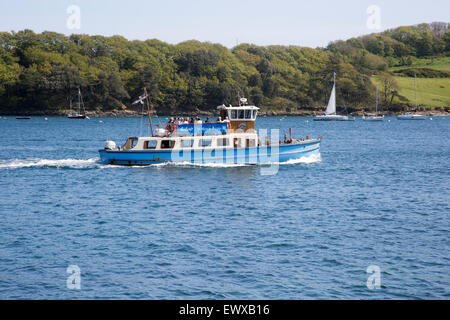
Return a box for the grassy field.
[395,77,450,107]
[390,56,450,72]
[372,76,450,107]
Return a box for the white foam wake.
[0,158,101,169]
[145,152,322,168]
[279,152,322,165]
[0,153,321,170]
[157,161,250,168]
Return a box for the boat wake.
[149,152,322,168]
[280,152,322,165]
[0,153,321,170]
[0,158,101,170]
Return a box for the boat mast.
[414,74,417,111]
[144,87,154,137]
[78,88,81,114]
[376,84,378,115]
[333,72,337,115]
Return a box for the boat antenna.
[144,87,154,137]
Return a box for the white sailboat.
[363,85,384,121]
[314,73,353,121]
[397,74,426,120]
[67,88,88,119]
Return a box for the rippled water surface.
[0,116,449,299]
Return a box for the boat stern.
[98,149,111,164]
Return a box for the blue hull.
[99,140,320,166]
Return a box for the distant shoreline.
[2,110,449,117]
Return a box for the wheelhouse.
[217,98,259,132]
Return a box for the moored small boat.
[397,113,426,120]
[397,75,426,120]
[67,89,88,119]
[362,85,384,121]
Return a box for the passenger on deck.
[166,118,175,134]
[205,117,210,123]
[223,116,230,123]
[184,117,189,124]
[194,116,202,124]
[217,116,222,122]
[190,117,194,124]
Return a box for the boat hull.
[362,116,384,121]
[99,140,321,166]
[67,115,87,119]
[397,115,426,120]
[313,115,354,121]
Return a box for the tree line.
[0,22,448,115]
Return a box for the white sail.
[325,83,336,115]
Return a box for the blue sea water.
[0,116,449,299]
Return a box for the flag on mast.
[132,92,148,105]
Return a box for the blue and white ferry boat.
[99,95,321,166]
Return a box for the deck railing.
[146,121,231,136]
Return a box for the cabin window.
[217,138,229,147]
[246,139,256,147]
[122,137,138,150]
[231,110,237,119]
[238,110,245,119]
[200,139,212,147]
[233,138,242,148]
[161,140,175,149]
[144,140,157,149]
[245,110,252,119]
[181,139,194,148]
[252,110,257,118]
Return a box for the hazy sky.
[0,0,448,48]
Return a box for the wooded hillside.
[0,22,448,115]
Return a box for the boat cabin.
[118,133,259,151]
[112,97,262,151]
[217,98,259,132]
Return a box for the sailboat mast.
[414,74,417,110]
[78,88,81,114]
[334,72,337,114]
[376,84,378,115]
[144,87,154,137]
